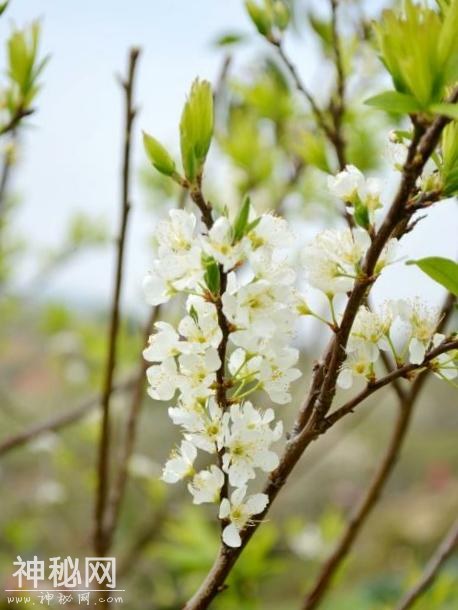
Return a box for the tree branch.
[182,90,458,609]
[394,517,458,610]
[329,0,347,171]
[0,133,16,220]
[102,305,160,548]
[271,27,353,226]
[103,187,187,549]
[324,338,458,428]
[93,47,141,557]
[0,107,34,138]
[0,377,136,457]
[300,294,455,610]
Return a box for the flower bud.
[245,1,272,37]
[179,78,214,183]
[143,132,176,177]
[273,1,290,31]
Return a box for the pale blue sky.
[1,1,456,312]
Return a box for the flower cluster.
[143,203,301,546]
[143,151,456,547]
[301,227,396,297]
[328,164,382,228]
[338,299,457,388]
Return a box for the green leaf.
[189,305,199,324]
[430,102,458,120]
[0,1,9,16]
[202,255,220,295]
[440,121,458,195]
[365,90,423,115]
[406,256,458,296]
[212,32,246,47]
[353,201,370,230]
[232,196,251,243]
[246,216,262,233]
[143,132,176,177]
[179,79,214,183]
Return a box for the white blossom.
[243,212,292,256]
[146,358,180,401]
[178,298,222,354]
[188,465,225,504]
[348,305,393,358]
[161,440,197,484]
[156,209,197,256]
[387,131,407,170]
[327,165,366,201]
[143,322,182,362]
[430,335,458,381]
[222,402,282,487]
[302,229,369,295]
[177,348,221,400]
[223,279,291,338]
[250,248,296,285]
[143,264,176,306]
[337,344,378,389]
[219,486,269,548]
[169,397,225,453]
[258,347,302,404]
[202,216,243,271]
[397,299,439,364]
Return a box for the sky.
[0,0,456,314]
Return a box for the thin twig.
[182,89,458,610]
[273,41,334,143]
[103,188,187,548]
[329,0,347,171]
[324,338,458,428]
[0,107,34,138]
[301,294,455,610]
[102,306,160,548]
[0,135,15,219]
[394,517,458,610]
[93,47,141,557]
[0,377,136,457]
[272,31,353,226]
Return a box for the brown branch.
[0,377,136,457]
[0,107,34,138]
[324,338,458,429]
[103,187,188,549]
[93,47,141,557]
[394,517,458,610]
[0,134,15,219]
[271,31,353,226]
[272,40,335,144]
[182,91,458,609]
[329,0,347,171]
[102,305,160,548]
[300,294,455,610]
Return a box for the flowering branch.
[323,336,458,428]
[181,88,458,609]
[93,47,140,557]
[394,517,458,610]
[300,293,455,610]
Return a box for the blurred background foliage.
[0,0,457,609]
